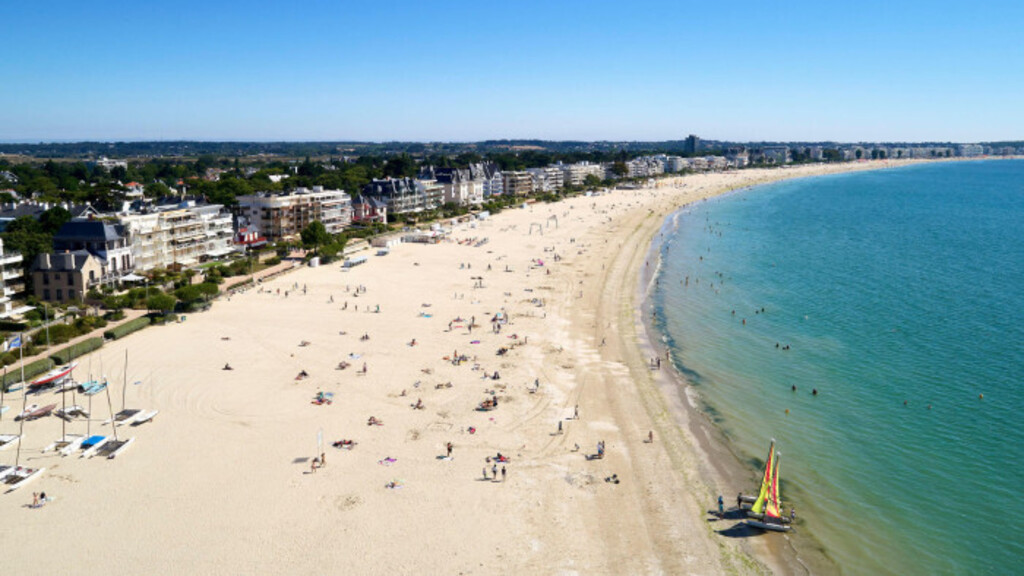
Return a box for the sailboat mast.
[104,377,118,442]
[122,349,128,411]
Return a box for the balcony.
[1,269,21,282]
[0,251,22,266]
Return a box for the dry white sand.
[0,160,921,574]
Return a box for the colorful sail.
[750,439,775,515]
[765,455,783,521]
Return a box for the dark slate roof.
[362,178,417,198]
[32,250,94,272]
[0,204,47,223]
[53,219,124,243]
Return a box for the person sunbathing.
[223,363,233,370]
[367,416,383,426]
[413,398,424,410]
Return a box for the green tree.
[2,216,52,278]
[146,293,177,313]
[39,206,71,235]
[611,161,629,177]
[583,174,602,188]
[300,221,331,255]
[145,182,172,198]
[383,154,416,178]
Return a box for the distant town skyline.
[4,1,1023,143]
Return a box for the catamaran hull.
[0,434,21,450]
[746,519,792,532]
[29,363,77,388]
[4,467,45,492]
[106,437,135,459]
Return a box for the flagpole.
[15,332,26,467]
[1,364,6,423]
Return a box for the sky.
[3,0,1023,143]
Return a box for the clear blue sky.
[3,0,1023,143]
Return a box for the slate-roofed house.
[432,167,484,205]
[351,195,388,223]
[360,178,442,216]
[30,250,103,303]
[51,218,134,281]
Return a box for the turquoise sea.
[653,161,1024,575]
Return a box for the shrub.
[103,316,151,340]
[46,323,77,345]
[50,337,104,365]
[146,293,177,312]
[265,256,281,266]
[104,310,126,321]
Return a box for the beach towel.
[378,457,397,466]
[470,340,480,344]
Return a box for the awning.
[120,273,147,282]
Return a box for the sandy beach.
[0,160,923,574]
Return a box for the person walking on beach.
[446,442,453,457]
[574,405,579,419]
[717,495,725,518]
[501,466,507,482]
[492,464,498,481]
[482,467,488,480]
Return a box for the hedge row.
[104,316,152,340]
[1,358,55,390]
[50,337,104,365]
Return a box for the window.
[67,274,74,286]
[43,289,50,300]
[56,289,62,301]
[43,274,50,285]
[89,270,96,283]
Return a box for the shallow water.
[654,161,1024,575]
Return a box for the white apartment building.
[120,202,235,271]
[665,156,690,173]
[237,187,352,242]
[958,144,985,157]
[502,171,535,196]
[526,167,564,192]
[555,162,604,186]
[627,158,665,178]
[0,238,26,318]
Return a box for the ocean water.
[653,161,1024,575]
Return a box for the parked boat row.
[1,351,156,494]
